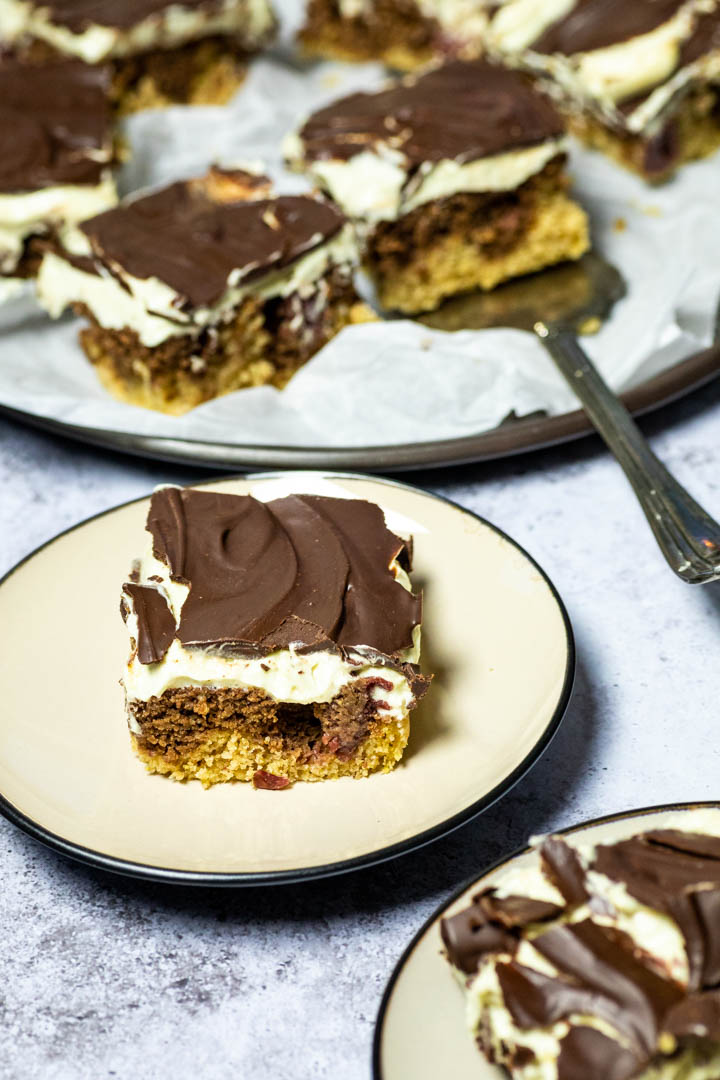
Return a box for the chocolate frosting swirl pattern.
[442,825,720,1078]
[81,182,346,309]
[0,57,113,194]
[129,488,422,664]
[296,60,564,166]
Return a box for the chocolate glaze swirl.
[442,828,720,1079]
[0,57,112,194]
[296,60,564,166]
[531,0,685,56]
[81,182,346,309]
[131,487,423,665]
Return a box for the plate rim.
[371,798,720,1079]
[0,470,575,888]
[1,346,718,473]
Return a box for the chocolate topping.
[135,487,422,662]
[680,6,720,66]
[296,60,564,167]
[122,583,175,664]
[32,0,221,32]
[531,0,685,56]
[81,182,345,309]
[557,1026,642,1080]
[540,836,590,905]
[592,829,720,989]
[446,822,720,1079]
[441,888,562,975]
[0,57,112,194]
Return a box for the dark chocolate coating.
[296,60,564,167]
[123,583,176,664]
[531,0,685,56]
[445,825,720,1079]
[133,487,422,663]
[441,889,562,975]
[0,57,112,194]
[593,830,720,989]
[81,182,346,309]
[27,0,220,32]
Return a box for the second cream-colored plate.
[374,802,720,1079]
[0,473,573,884]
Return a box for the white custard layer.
[0,172,117,274]
[36,221,358,347]
[0,0,276,62]
[285,136,567,225]
[488,0,720,134]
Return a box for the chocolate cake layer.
[135,487,421,660]
[296,60,565,166]
[0,56,113,193]
[443,821,720,1078]
[81,184,346,309]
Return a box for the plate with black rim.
[373,800,720,1080]
[1,346,718,472]
[0,471,573,886]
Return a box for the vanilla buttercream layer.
[0,173,117,274]
[488,0,720,134]
[1,0,276,62]
[123,639,415,717]
[286,137,567,224]
[36,222,358,347]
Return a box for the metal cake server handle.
[535,321,720,584]
[423,253,720,584]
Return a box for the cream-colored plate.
[374,802,720,1079]
[0,472,573,885]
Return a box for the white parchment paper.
[1,2,719,449]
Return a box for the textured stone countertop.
[2,383,720,1080]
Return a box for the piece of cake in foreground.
[486,0,720,182]
[0,0,278,112]
[286,60,590,314]
[121,486,431,787]
[36,167,371,413]
[298,0,487,71]
[441,811,720,1078]
[0,55,117,280]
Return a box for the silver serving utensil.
[422,254,720,584]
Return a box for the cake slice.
[442,812,720,1078]
[120,486,431,787]
[0,55,117,280]
[298,0,488,70]
[36,167,371,413]
[0,0,278,112]
[486,0,720,181]
[286,60,590,314]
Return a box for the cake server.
[423,255,720,584]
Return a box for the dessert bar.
[121,486,431,787]
[0,56,117,280]
[1,0,278,111]
[442,812,720,1078]
[487,0,720,180]
[36,167,370,413]
[298,0,487,70]
[286,60,589,313]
